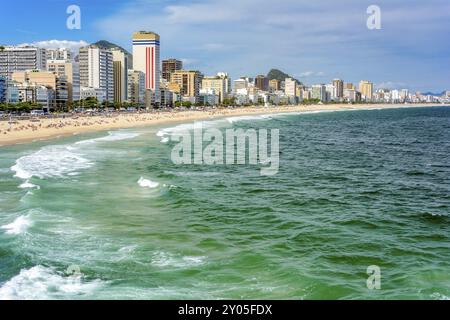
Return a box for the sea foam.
[1,215,32,235]
[11,145,93,180]
[0,265,104,300]
[138,177,160,189]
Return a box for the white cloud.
[18,40,89,52]
[93,0,450,90]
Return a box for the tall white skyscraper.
[132,31,160,104]
[0,46,47,79]
[79,45,114,102]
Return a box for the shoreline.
[1,103,448,147]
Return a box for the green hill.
[91,40,132,68]
[267,69,302,85]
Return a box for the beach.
[0,103,448,146]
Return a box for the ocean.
[0,106,449,300]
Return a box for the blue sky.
[1,0,449,92]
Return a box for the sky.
[1,0,449,92]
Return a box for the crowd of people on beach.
[0,107,237,136]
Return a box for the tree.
[221,97,236,107]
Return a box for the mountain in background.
[92,40,133,69]
[267,69,302,85]
[422,91,445,96]
[92,40,130,55]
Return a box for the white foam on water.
[11,145,93,180]
[226,115,269,123]
[76,131,140,145]
[156,119,228,142]
[151,251,206,268]
[18,181,40,189]
[0,266,104,300]
[1,215,32,235]
[431,293,450,300]
[137,177,160,189]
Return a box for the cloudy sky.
[1,0,449,92]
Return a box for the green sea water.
[0,106,449,300]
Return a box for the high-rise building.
[112,48,129,104]
[127,70,146,105]
[201,72,231,103]
[269,79,281,92]
[332,79,344,98]
[162,59,183,82]
[46,48,72,61]
[12,70,68,109]
[79,45,114,102]
[132,31,161,104]
[0,46,47,79]
[284,78,297,97]
[171,70,203,100]
[345,83,355,90]
[47,60,74,102]
[0,76,6,102]
[359,80,374,101]
[255,75,269,91]
[312,84,327,101]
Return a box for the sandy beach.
[0,103,448,147]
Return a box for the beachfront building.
[162,59,183,82]
[199,88,219,106]
[160,87,175,108]
[312,84,327,102]
[359,80,374,102]
[345,83,355,90]
[112,48,129,104]
[0,76,6,102]
[0,46,47,80]
[12,70,68,109]
[332,79,344,99]
[344,88,357,102]
[80,87,106,103]
[269,79,281,92]
[15,82,55,109]
[46,48,72,61]
[132,31,161,105]
[47,60,75,103]
[255,75,269,92]
[234,78,249,92]
[79,45,114,102]
[170,70,203,102]
[284,78,298,103]
[127,70,146,106]
[201,73,231,103]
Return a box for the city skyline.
[1,0,449,92]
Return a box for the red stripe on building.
[151,47,154,89]
[145,48,149,89]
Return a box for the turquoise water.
[0,106,449,300]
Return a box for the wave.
[137,177,160,189]
[11,131,139,181]
[1,215,32,235]
[0,266,104,300]
[75,131,140,145]
[11,145,93,180]
[18,181,40,189]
